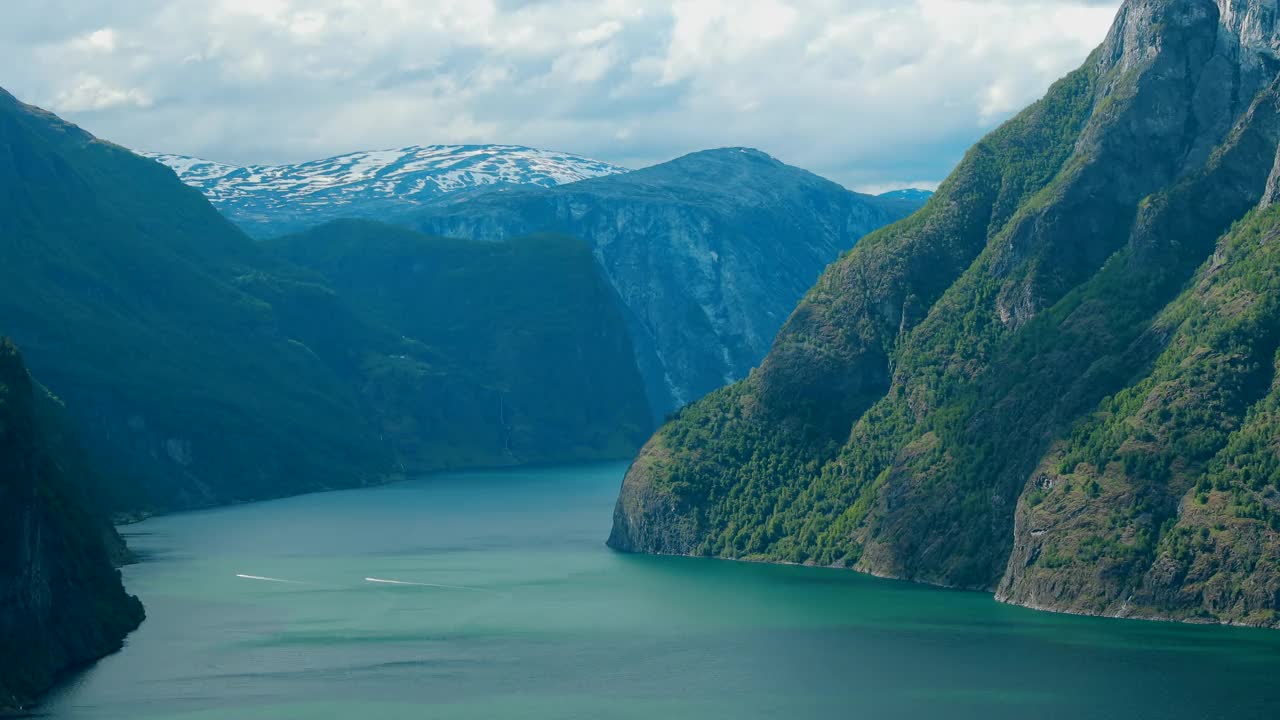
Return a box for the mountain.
[409,148,925,416]
[0,88,650,515]
[610,0,1280,628]
[149,142,924,416]
[0,86,391,513]
[0,339,144,712]
[147,145,629,237]
[265,221,652,468]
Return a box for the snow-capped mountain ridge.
[146,144,629,236]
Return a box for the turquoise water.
[41,463,1280,719]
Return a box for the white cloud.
[215,0,291,24]
[72,27,118,53]
[53,74,152,111]
[288,11,328,40]
[575,20,623,46]
[657,0,798,85]
[0,0,1123,189]
[556,50,614,84]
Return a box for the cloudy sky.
[1,0,1122,192]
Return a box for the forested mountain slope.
[610,0,1280,627]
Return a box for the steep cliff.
[611,0,1280,627]
[0,339,143,711]
[410,148,922,416]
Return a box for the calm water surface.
[41,463,1280,719]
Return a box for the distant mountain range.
[151,143,929,414]
[145,145,629,237]
[148,145,933,242]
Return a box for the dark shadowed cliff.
[0,339,143,711]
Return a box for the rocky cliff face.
[0,339,143,711]
[410,149,921,416]
[611,0,1280,627]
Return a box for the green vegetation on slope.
[611,54,1104,561]
[1004,205,1280,625]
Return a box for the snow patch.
[146,144,630,226]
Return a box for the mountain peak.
[666,146,783,167]
[599,147,830,199]
[706,146,777,158]
[1103,0,1280,73]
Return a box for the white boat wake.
[232,573,499,594]
[235,574,305,584]
[364,577,500,595]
